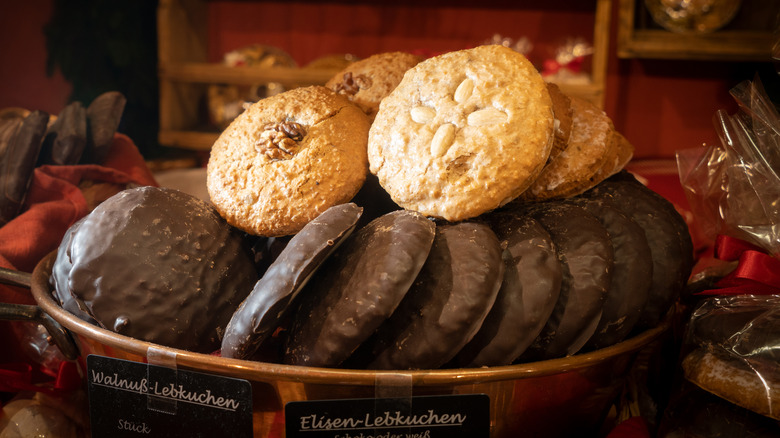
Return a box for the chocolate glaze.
[450,213,562,367]
[0,110,49,225]
[584,175,693,328]
[64,186,258,353]
[282,209,435,367]
[519,201,613,361]
[608,171,695,281]
[221,203,363,360]
[353,221,504,370]
[50,217,96,324]
[570,196,654,350]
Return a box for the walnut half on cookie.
[367,45,555,222]
[325,51,424,122]
[207,86,370,237]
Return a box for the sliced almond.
[430,123,456,157]
[454,78,474,103]
[410,106,436,124]
[467,108,508,126]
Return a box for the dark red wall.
[0,1,768,159]
[0,1,72,115]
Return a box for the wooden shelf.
[617,0,777,61]
[158,129,218,151]
[161,63,341,86]
[157,0,613,151]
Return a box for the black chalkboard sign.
[285,394,490,438]
[86,355,253,437]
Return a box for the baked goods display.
[49,45,695,370]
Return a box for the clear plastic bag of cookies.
[679,294,780,421]
[677,76,780,257]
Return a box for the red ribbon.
[699,235,780,295]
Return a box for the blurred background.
[1,0,778,164]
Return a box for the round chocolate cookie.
[282,209,435,367]
[611,171,695,280]
[50,217,96,324]
[518,201,613,361]
[58,186,259,353]
[569,196,653,350]
[583,173,693,328]
[450,212,562,367]
[207,85,370,237]
[351,222,504,370]
[368,44,554,222]
[326,51,424,121]
[221,203,363,360]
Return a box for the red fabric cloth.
[1,133,157,372]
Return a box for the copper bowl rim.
[32,251,671,386]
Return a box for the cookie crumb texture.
[368,45,554,222]
[207,86,370,237]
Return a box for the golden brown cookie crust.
[326,51,424,121]
[207,86,370,237]
[555,129,621,199]
[546,82,573,164]
[522,95,614,201]
[571,129,635,197]
[367,45,554,222]
[683,348,780,420]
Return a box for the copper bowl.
[30,252,670,438]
